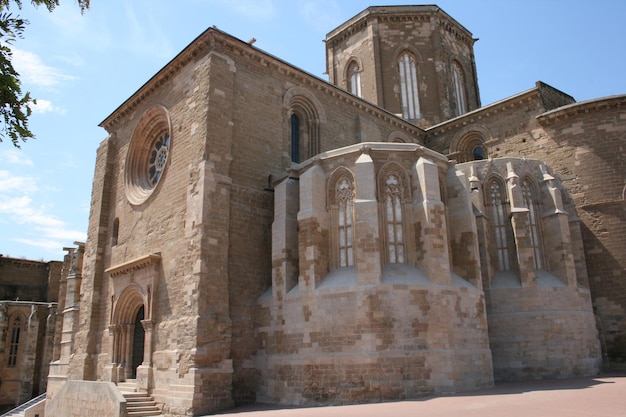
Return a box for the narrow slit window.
[290,113,300,163]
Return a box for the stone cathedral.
[41,5,625,417]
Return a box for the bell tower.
[325,5,480,127]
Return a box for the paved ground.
[213,373,626,417]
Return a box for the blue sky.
[1,0,625,261]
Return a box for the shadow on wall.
[579,217,626,364]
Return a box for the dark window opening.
[131,306,145,378]
[473,146,484,160]
[112,218,119,246]
[8,316,21,367]
[290,113,300,163]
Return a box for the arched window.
[487,179,511,271]
[290,113,300,163]
[347,61,362,97]
[522,178,544,269]
[7,315,22,367]
[453,132,487,163]
[335,176,355,267]
[383,173,405,264]
[284,87,325,164]
[112,218,119,246]
[473,145,484,161]
[452,61,467,116]
[398,52,420,120]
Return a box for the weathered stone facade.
[0,255,61,412]
[44,5,622,417]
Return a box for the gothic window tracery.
[487,179,511,271]
[398,52,420,120]
[125,106,172,205]
[522,178,544,269]
[384,173,405,264]
[336,177,355,267]
[7,315,22,367]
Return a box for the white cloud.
[0,171,38,193]
[39,227,87,241]
[32,99,67,115]
[0,149,34,166]
[0,170,85,253]
[14,238,69,253]
[12,48,78,88]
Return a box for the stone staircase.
[0,393,46,417]
[117,380,162,417]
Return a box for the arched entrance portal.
[106,252,159,388]
[131,306,145,378]
[110,285,146,382]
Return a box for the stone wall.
[427,87,625,366]
[0,256,61,412]
[67,27,429,415]
[46,381,126,417]
[326,5,480,126]
[260,143,493,405]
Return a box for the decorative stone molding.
[105,253,161,278]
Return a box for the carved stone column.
[136,319,155,390]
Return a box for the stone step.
[121,390,161,417]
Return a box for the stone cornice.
[278,142,448,182]
[99,27,424,140]
[427,87,542,136]
[0,300,58,308]
[536,94,626,125]
[105,253,161,278]
[325,5,475,48]
[0,256,52,268]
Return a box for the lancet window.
[347,61,362,97]
[383,173,405,264]
[7,315,22,367]
[290,113,300,163]
[522,178,544,269]
[487,179,511,271]
[335,176,355,268]
[398,52,420,120]
[452,61,467,116]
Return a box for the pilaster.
[272,177,300,298]
[354,150,382,285]
[297,164,329,290]
[506,162,535,287]
[539,164,577,288]
[412,157,450,284]
[446,166,482,288]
